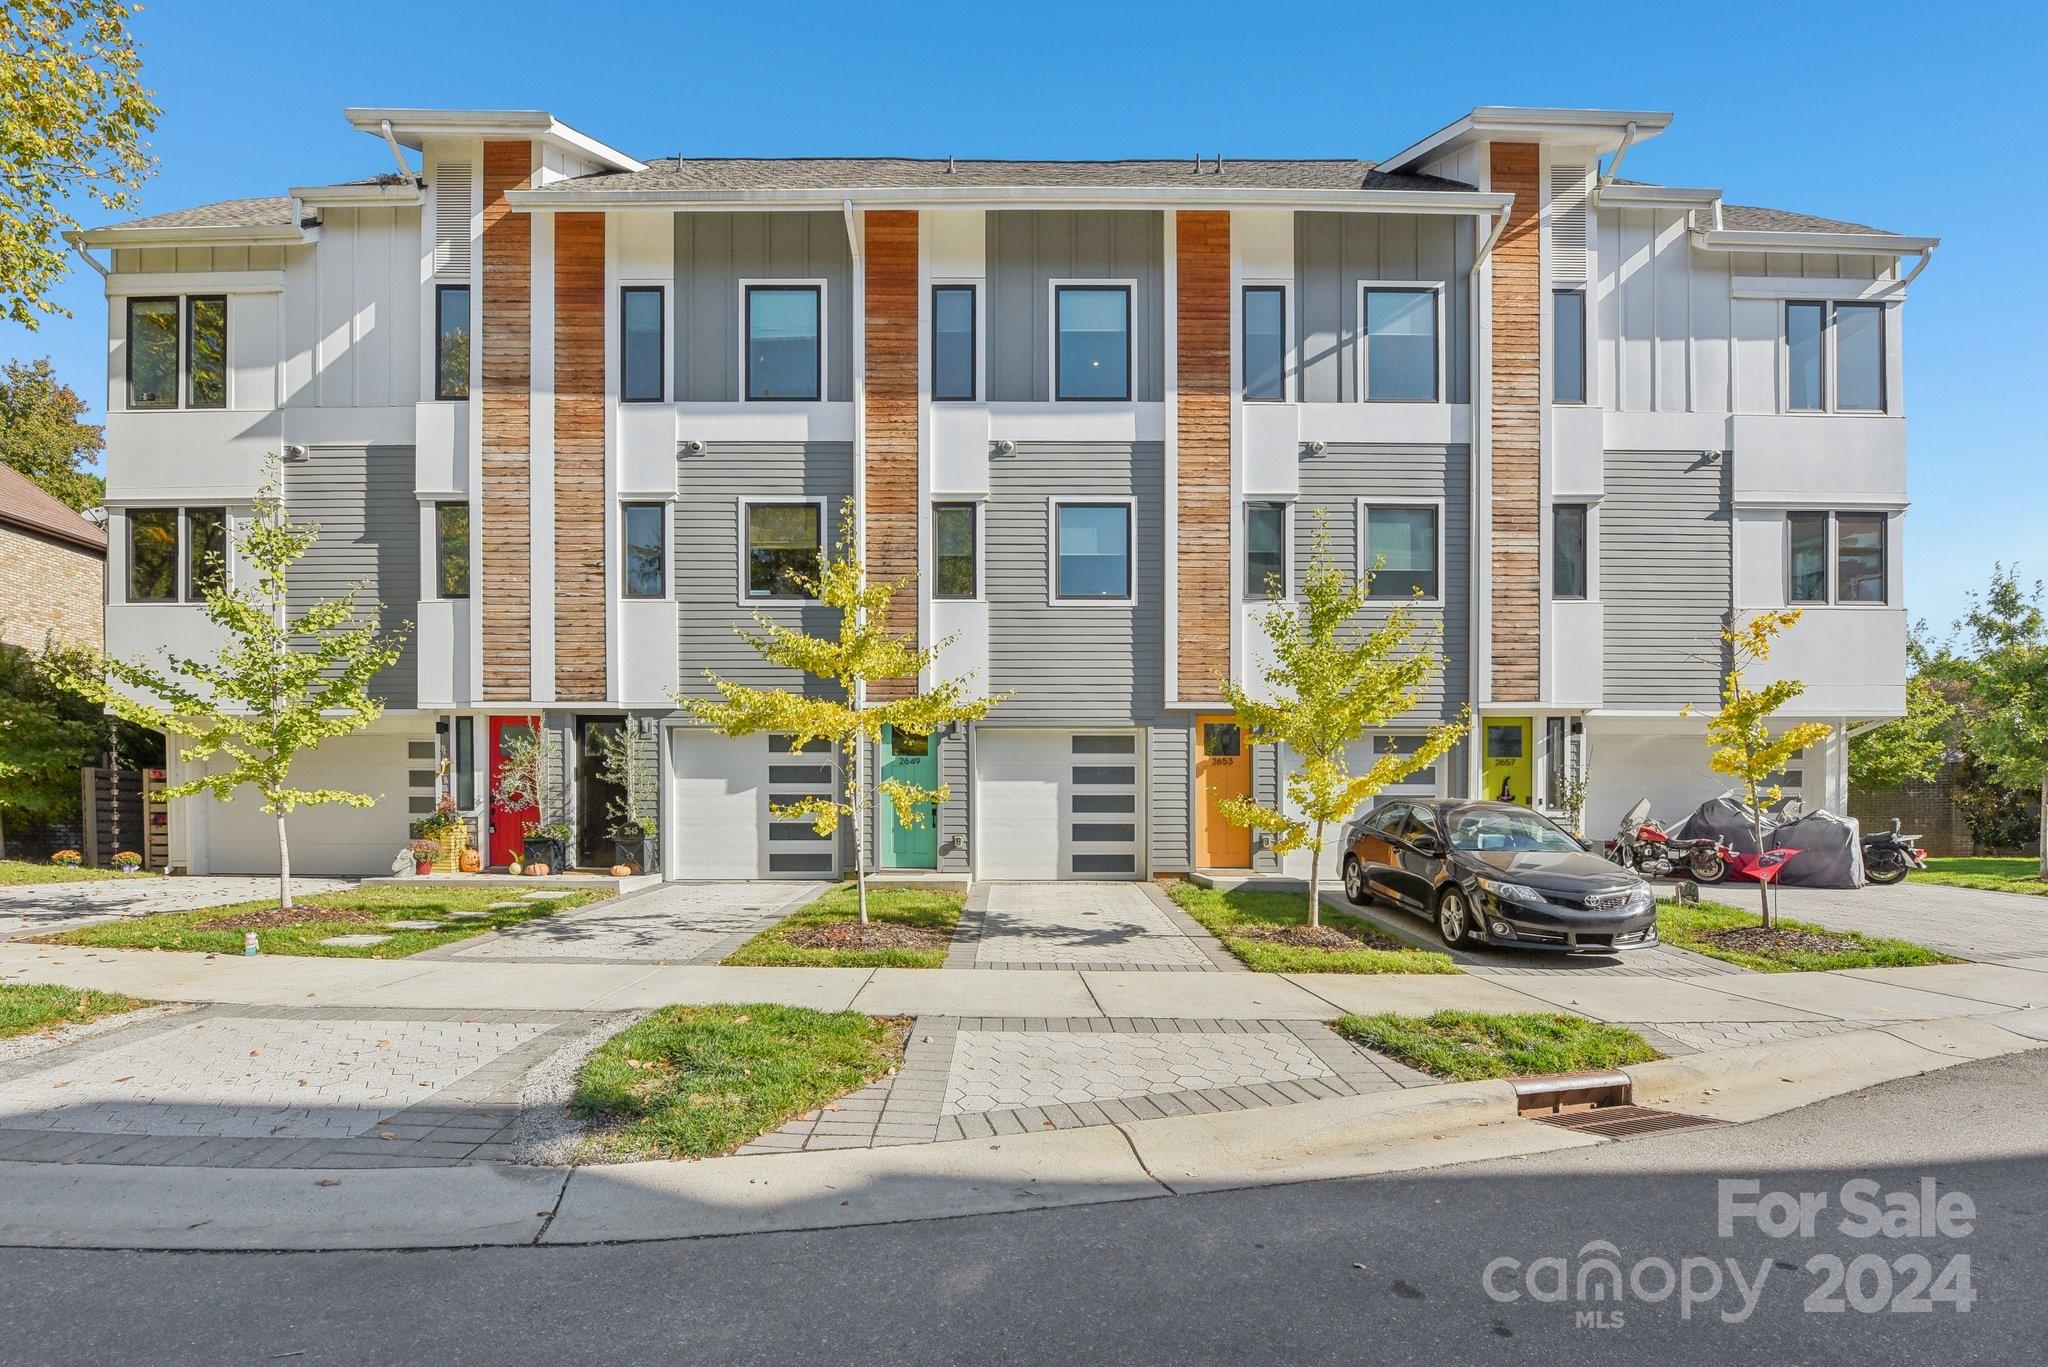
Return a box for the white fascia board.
[71,222,313,248]
[1597,183,1721,208]
[1381,106,1673,172]
[289,181,424,208]
[505,186,1516,215]
[345,107,644,172]
[1694,228,1940,255]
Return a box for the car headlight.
[1476,877,1547,909]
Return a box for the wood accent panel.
[1175,210,1232,702]
[480,140,532,700]
[553,211,608,700]
[863,210,919,701]
[1489,143,1542,702]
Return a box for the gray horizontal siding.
[986,441,1164,722]
[673,441,853,701]
[673,212,853,403]
[1295,212,1473,404]
[283,445,417,709]
[987,211,1165,403]
[1294,444,1471,723]
[1601,450,1731,709]
[1148,718,1191,874]
[938,729,970,874]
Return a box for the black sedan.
[1340,799,1658,953]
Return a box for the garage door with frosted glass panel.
[667,732,839,879]
[975,729,1144,880]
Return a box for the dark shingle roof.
[105,196,307,232]
[0,466,105,554]
[529,157,1473,195]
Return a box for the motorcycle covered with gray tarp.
[1676,795,1866,888]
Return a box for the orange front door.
[1195,716,1252,869]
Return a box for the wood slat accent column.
[1176,210,1232,702]
[1488,142,1542,702]
[554,211,607,700]
[480,140,532,701]
[863,210,919,701]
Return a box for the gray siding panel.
[1147,718,1190,874]
[673,212,854,403]
[673,441,854,700]
[938,729,970,874]
[1295,212,1472,404]
[1602,450,1731,709]
[986,211,1165,402]
[283,446,417,709]
[1294,444,1471,723]
[1251,742,1281,873]
[986,441,1165,722]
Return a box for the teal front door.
[880,727,939,869]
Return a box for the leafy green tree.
[0,640,105,851]
[1705,611,1834,926]
[1,0,158,328]
[0,358,104,512]
[1937,567,2048,876]
[679,504,1004,925]
[1849,674,1958,791]
[1216,521,1467,929]
[52,470,407,908]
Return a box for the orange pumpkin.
[526,862,550,876]
[610,863,635,877]
[458,848,483,874]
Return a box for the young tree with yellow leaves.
[679,505,1005,927]
[1217,520,1467,929]
[1705,610,1834,927]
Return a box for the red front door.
[488,715,539,867]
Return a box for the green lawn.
[1168,883,1458,974]
[0,860,133,886]
[722,883,967,969]
[1658,899,1957,972]
[37,883,610,958]
[0,984,146,1039]
[1911,856,2048,898]
[1337,1010,1659,1081]
[571,1003,904,1160]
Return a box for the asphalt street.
[3,1050,2043,1365]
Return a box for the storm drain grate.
[1533,1104,1727,1140]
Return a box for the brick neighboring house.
[0,464,106,652]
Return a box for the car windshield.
[1446,809,1582,854]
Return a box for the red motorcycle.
[1604,799,1732,883]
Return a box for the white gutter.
[1691,227,1940,254]
[1896,242,1937,287]
[378,120,414,181]
[1843,718,1896,740]
[504,185,1514,215]
[1466,194,1514,737]
[1591,120,1639,203]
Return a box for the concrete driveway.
[0,876,355,937]
[1673,878,2044,963]
[956,883,1240,971]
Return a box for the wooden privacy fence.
[79,767,168,870]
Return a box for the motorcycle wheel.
[1865,855,1909,886]
[1688,849,1729,884]
[1609,844,1636,871]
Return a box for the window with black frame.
[435,502,470,599]
[746,285,821,401]
[622,502,666,599]
[1054,285,1130,401]
[932,502,976,598]
[746,503,822,598]
[127,508,178,601]
[932,285,976,401]
[621,286,664,402]
[1244,502,1287,599]
[435,285,471,400]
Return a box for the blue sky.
[8,0,2042,635]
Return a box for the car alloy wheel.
[1344,857,1370,905]
[1436,887,1473,948]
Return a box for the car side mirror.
[1409,833,1443,859]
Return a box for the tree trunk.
[1753,813,1771,929]
[851,736,869,926]
[2038,772,2047,882]
[276,813,293,912]
[1306,821,1325,930]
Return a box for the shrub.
[406,838,441,864]
[49,850,82,867]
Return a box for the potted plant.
[595,727,660,875]
[528,821,572,873]
[611,818,657,875]
[407,838,440,876]
[111,850,143,872]
[50,849,83,868]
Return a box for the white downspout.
[65,232,109,279]
[842,198,868,874]
[1466,196,1513,795]
[1896,243,1936,288]
[378,120,414,181]
[1592,121,1640,203]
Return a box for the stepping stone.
[319,934,392,948]
[521,891,576,900]
[485,902,526,910]
[452,910,495,919]
[384,919,447,931]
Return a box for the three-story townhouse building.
[74,104,1933,880]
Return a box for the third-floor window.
[1054,284,1131,401]
[621,286,665,403]
[127,295,226,410]
[745,284,822,401]
[1360,287,1438,402]
[1787,301,1885,414]
[1242,286,1285,402]
[435,285,470,400]
[1552,289,1587,404]
[932,284,976,401]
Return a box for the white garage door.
[667,732,839,879]
[975,729,1144,880]
[204,733,413,876]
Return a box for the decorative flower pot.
[415,860,434,876]
[522,836,566,872]
[613,834,657,875]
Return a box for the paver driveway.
[961,883,1233,971]
[0,876,355,936]
[439,881,824,963]
[1672,878,2044,963]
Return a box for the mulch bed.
[195,904,383,931]
[1232,920,1409,952]
[782,923,953,952]
[1700,926,1865,957]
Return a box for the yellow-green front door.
[1481,717,1533,806]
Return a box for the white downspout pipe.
[378,120,414,181]
[1897,243,1936,288]
[1592,121,1639,203]
[65,232,109,279]
[1466,195,1513,795]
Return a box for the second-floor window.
[621,287,664,403]
[1362,503,1439,600]
[745,285,821,401]
[435,502,469,598]
[622,502,666,598]
[435,285,470,400]
[932,285,976,401]
[932,502,977,598]
[1553,289,1587,404]
[1789,511,1888,605]
[128,506,226,602]
[1053,501,1133,600]
[1054,284,1131,401]
[1242,286,1285,402]
[1361,287,1438,402]
[1553,504,1588,600]
[1244,501,1287,598]
[1787,301,1885,414]
[127,296,226,410]
[745,501,822,598]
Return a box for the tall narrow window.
[128,508,178,601]
[452,715,476,810]
[185,296,227,408]
[1834,303,1884,412]
[621,502,666,599]
[1788,511,1829,603]
[620,286,664,403]
[127,297,179,409]
[932,502,977,599]
[435,285,471,400]
[1244,501,1287,598]
[1053,502,1132,600]
[435,502,470,598]
[1786,301,1825,412]
[1242,286,1285,402]
[932,285,976,401]
[1363,505,1439,599]
[1552,289,1587,404]
[1552,504,1587,600]
[746,502,822,598]
[186,507,227,598]
[1836,513,1887,603]
[1362,288,1438,401]
[1054,285,1131,401]
[745,285,822,401]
